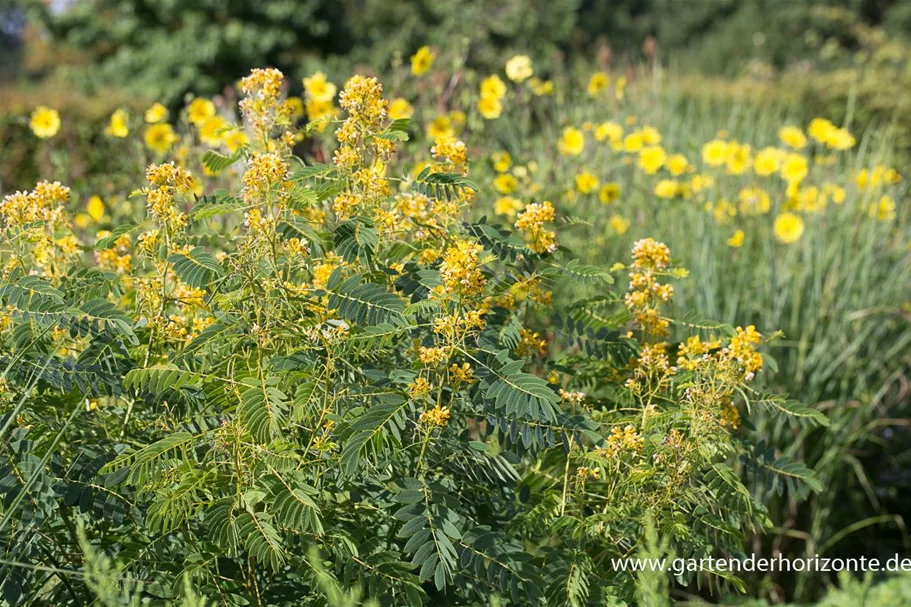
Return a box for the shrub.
[0,68,818,605]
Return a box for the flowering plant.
[0,68,824,606]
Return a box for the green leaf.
[168,247,225,288]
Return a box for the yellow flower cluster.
[599,425,644,457]
[1,180,71,229]
[431,136,469,174]
[726,325,764,380]
[144,162,194,233]
[439,238,486,297]
[625,238,674,339]
[238,68,286,139]
[514,201,557,254]
[242,152,290,205]
[516,328,547,357]
[419,404,451,429]
[1,181,77,273]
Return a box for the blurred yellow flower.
[654,180,679,199]
[779,126,807,149]
[595,121,623,143]
[638,146,666,175]
[481,75,507,100]
[106,109,129,138]
[87,196,105,222]
[702,139,728,166]
[599,183,620,204]
[284,96,304,119]
[558,127,585,156]
[640,126,662,145]
[737,187,770,215]
[303,72,338,103]
[609,215,630,234]
[807,118,836,144]
[30,106,61,138]
[588,72,609,96]
[623,132,644,153]
[774,212,805,244]
[478,95,503,120]
[869,195,896,221]
[144,102,168,124]
[198,116,228,147]
[144,123,178,155]
[529,78,553,96]
[388,98,414,120]
[725,142,751,175]
[411,46,434,76]
[493,174,519,194]
[827,128,855,151]
[187,98,215,126]
[222,129,249,153]
[727,229,745,248]
[753,147,782,176]
[666,154,689,176]
[575,171,599,194]
[505,55,533,82]
[781,153,809,184]
[427,116,454,139]
[491,151,511,173]
[494,196,524,218]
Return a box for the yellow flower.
[781,153,809,184]
[637,146,666,175]
[480,75,507,100]
[779,126,808,149]
[827,127,855,151]
[558,127,585,156]
[86,195,105,222]
[773,212,805,244]
[303,72,337,103]
[144,123,178,155]
[105,109,129,138]
[222,129,249,153]
[616,76,627,100]
[388,98,414,120]
[807,118,836,144]
[654,180,679,199]
[869,195,896,221]
[491,151,511,173]
[493,174,519,194]
[595,121,623,143]
[727,229,744,248]
[666,154,689,176]
[623,132,644,153]
[823,183,846,204]
[284,96,304,119]
[187,98,215,126]
[529,78,554,96]
[640,126,662,145]
[427,115,454,139]
[575,171,599,194]
[753,147,782,176]
[478,95,503,120]
[144,102,168,123]
[198,115,228,147]
[725,142,751,175]
[494,196,524,218]
[588,72,609,96]
[505,55,533,82]
[411,46,434,76]
[609,215,630,234]
[29,106,61,138]
[738,187,771,215]
[599,183,620,204]
[702,139,728,166]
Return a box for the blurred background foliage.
[3,0,911,186]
